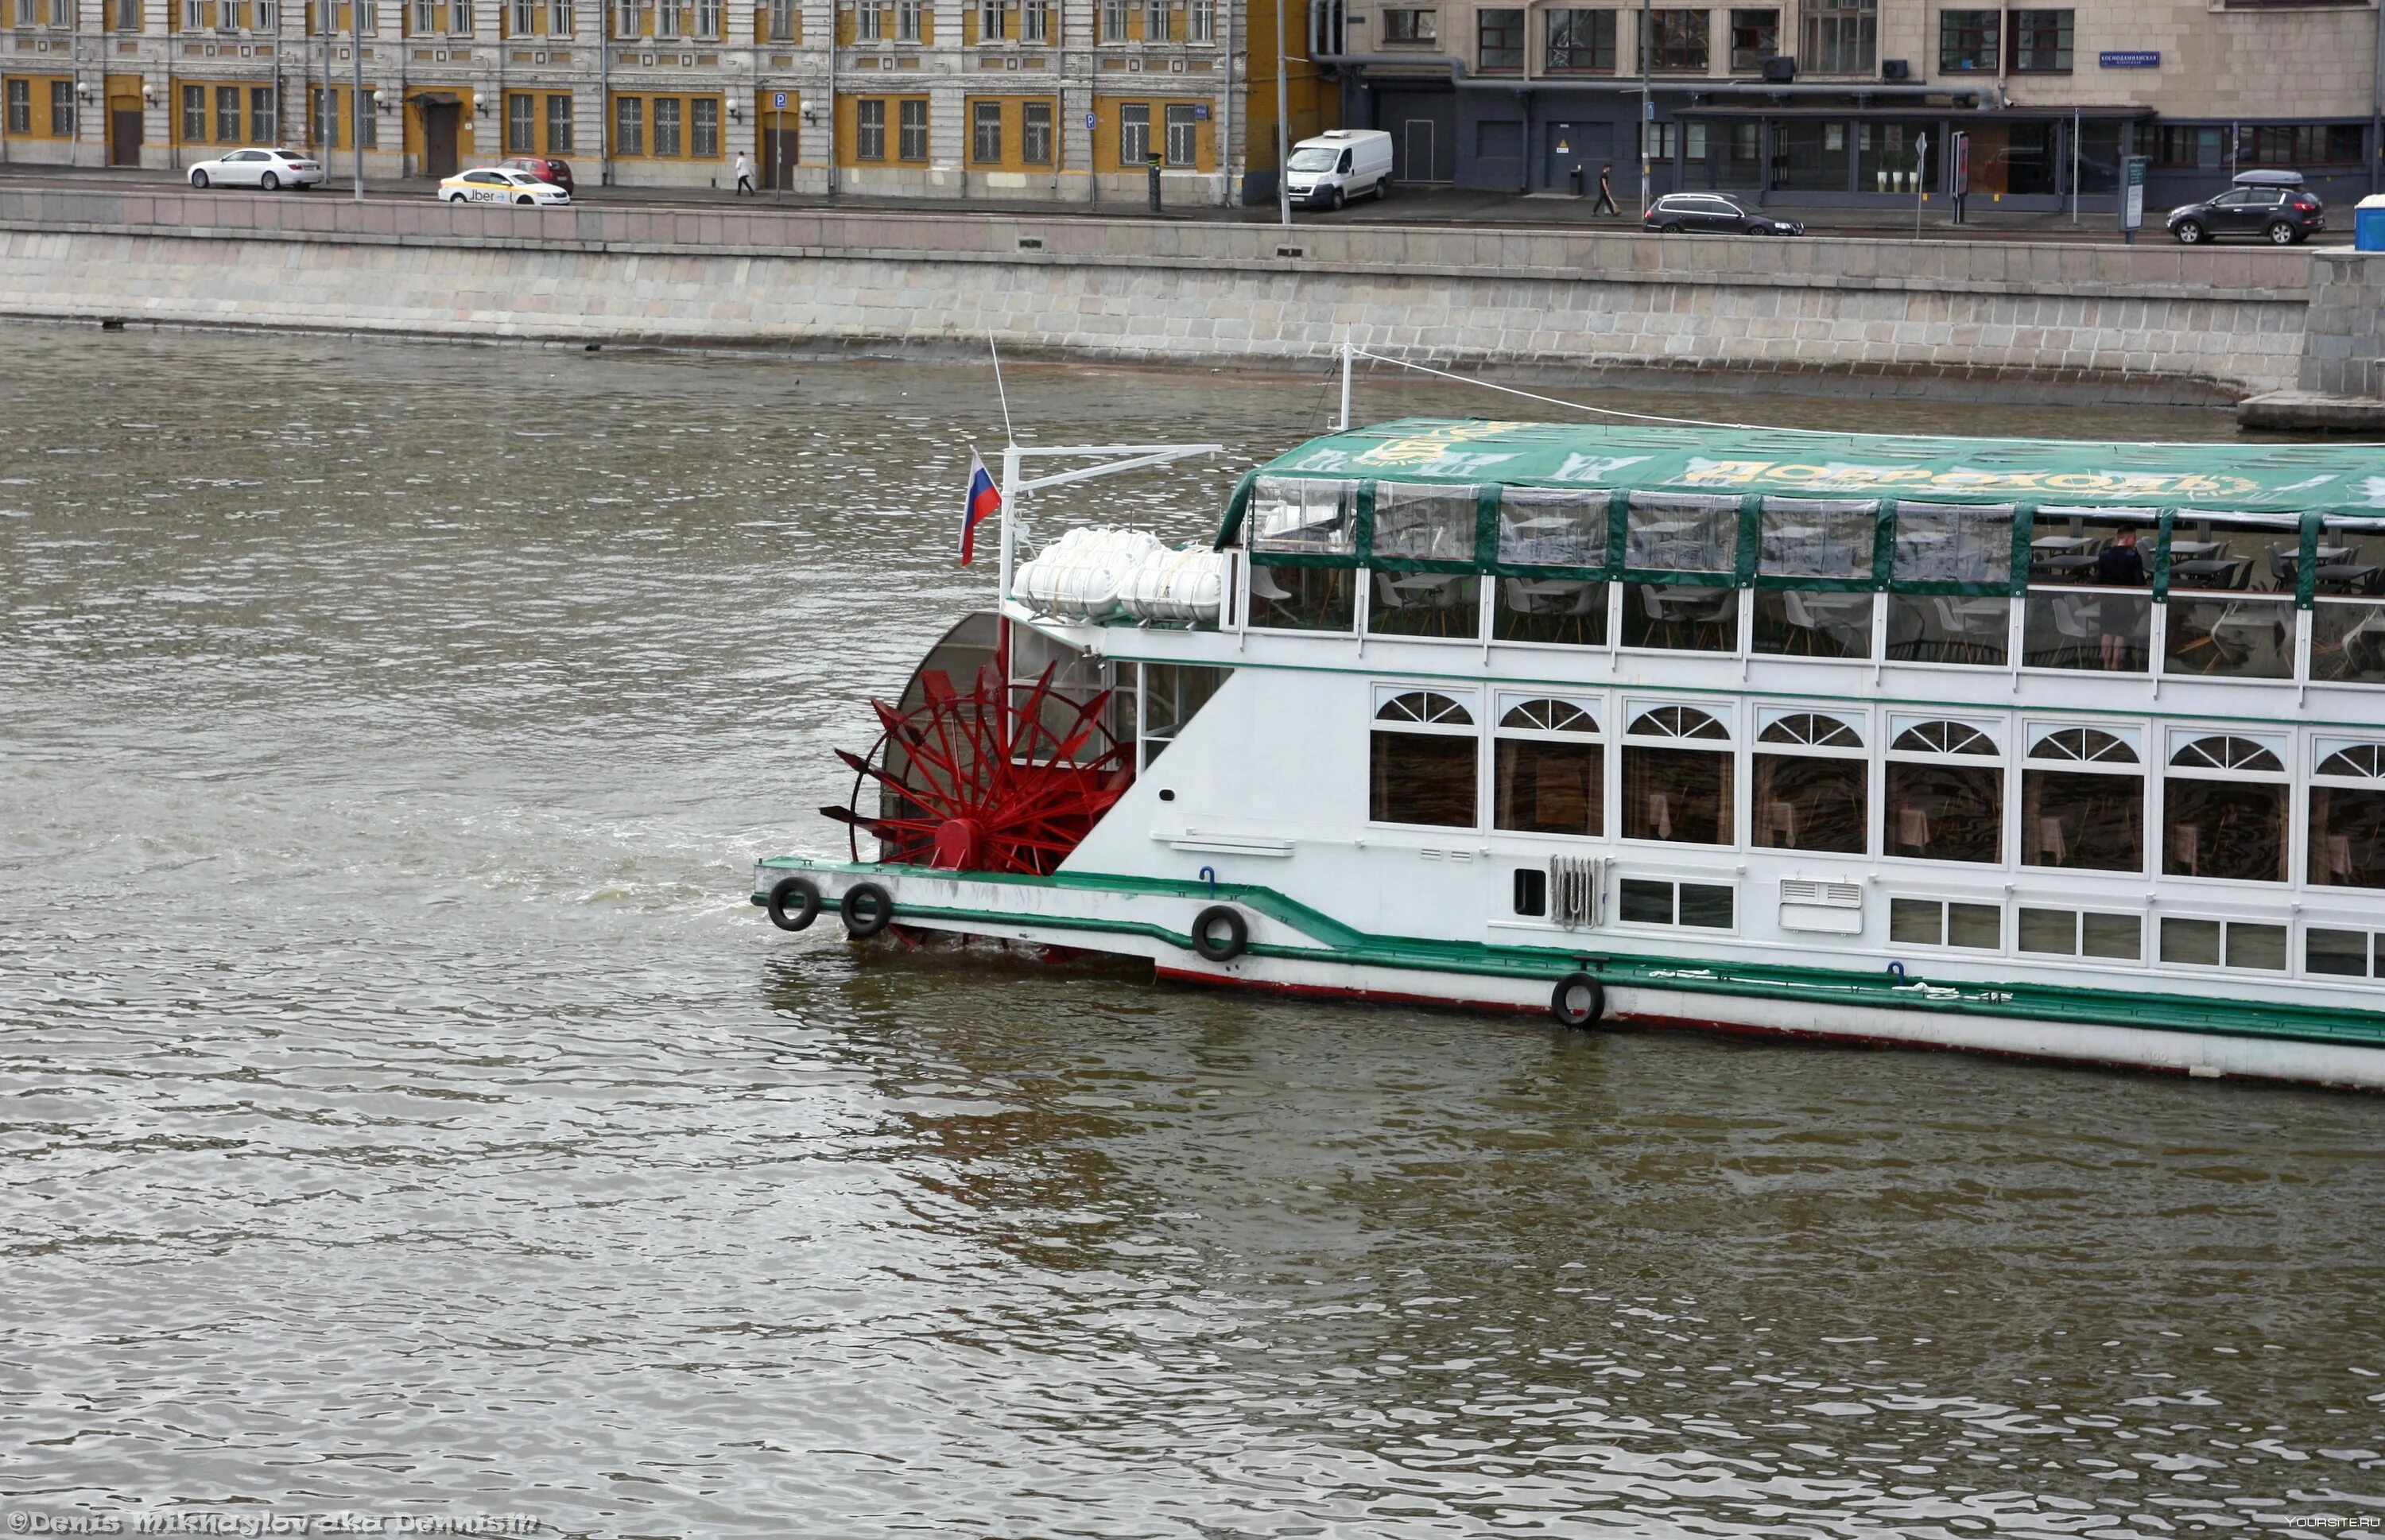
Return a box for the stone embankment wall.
[0,188,2320,402]
[2298,251,2385,398]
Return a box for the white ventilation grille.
[1780,878,1863,935]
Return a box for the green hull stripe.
[754,860,2385,1051]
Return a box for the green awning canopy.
[1234,417,2385,518]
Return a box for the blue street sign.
[1084,111,1096,130]
[2099,50,2159,68]
[773,91,787,107]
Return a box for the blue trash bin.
[2357,196,2385,251]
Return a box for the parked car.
[1285,130,1394,210]
[186,148,325,191]
[2169,170,2323,245]
[1642,193,1804,236]
[501,155,575,196]
[437,167,573,205]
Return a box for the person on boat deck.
[2096,526,2147,670]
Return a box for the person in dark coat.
[2096,527,2147,669]
[1594,163,1619,215]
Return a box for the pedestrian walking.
[1592,163,1619,216]
[735,151,756,196]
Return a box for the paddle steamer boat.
[756,413,2385,1088]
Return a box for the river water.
[2,324,2381,1539]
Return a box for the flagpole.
[998,444,1022,614]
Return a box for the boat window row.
[1367,686,2385,890]
[1236,475,2385,686]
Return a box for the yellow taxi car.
[436,167,572,206]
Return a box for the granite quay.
[0,184,2332,401]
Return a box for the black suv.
[2168,172,2324,246]
[1642,192,1804,236]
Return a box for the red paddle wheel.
[821,658,1132,876]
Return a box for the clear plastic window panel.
[1247,476,1358,556]
[1626,492,1739,574]
[1758,497,1876,580]
[1371,482,1480,562]
[1891,501,2015,585]
[1497,487,1607,568]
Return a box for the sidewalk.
[0,160,2341,245]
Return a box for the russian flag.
[960,450,1000,567]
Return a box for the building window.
[855,97,884,158]
[2312,743,2385,889]
[306,85,332,145]
[1754,496,1876,659]
[1143,0,1165,38]
[1752,711,1866,854]
[1381,4,1435,41]
[1642,8,1708,71]
[1885,501,2014,666]
[895,0,921,37]
[1371,689,1479,829]
[1623,705,1732,845]
[1543,8,1612,68]
[971,99,1002,162]
[614,93,643,154]
[853,0,882,35]
[1938,7,1996,70]
[1118,99,1150,163]
[1495,696,1602,838]
[613,0,636,33]
[1477,6,1522,68]
[546,0,565,27]
[214,85,240,142]
[1622,492,1739,652]
[2021,727,2143,872]
[223,0,246,25]
[1619,878,1735,929]
[6,80,31,136]
[2163,734,2287,883]
[1247,475,1358,631]
[1100,0,1126,38]
[2242,123,2367,166]
[696,0,718,33]
[1188,0,1212,41]
[1022,98,1053,162]
[111,0,138,28]
[410,0,429,27]
[452,0,470,28]
[1165,101,1197,167]
[510,0,529,28]
[897,96,927,160]
[1727,6,1775,68]
[651,95,680,154]
[655,0,679,33]
[1022,0,1048,37]
[506,91,535,150]
[767,0,794,34]
[1886,719,2002,865]
[2009,8,2070,72]
[1800,0,1874,74]
[1889,897,2001,950]
[43,79,72,136]
[976,0,1002,36]
[691,96,717,157]
[546,93,572,150]
[250,86,275,142]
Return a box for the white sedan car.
[438,167,572,205]
[187,148,326,191]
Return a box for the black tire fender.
[1190,904,1248,963]
[766,876,822,932]
[1551,972,1605,1029]
[840,881,894,938]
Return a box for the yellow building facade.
[0,0,1332,203]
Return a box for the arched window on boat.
[1367,482,1484,642]
[1622,493,1741,654]
[1493,696,1602,837]
[1493,487,1610,648]
[1622,704,1732,845]
[1246,475,1358,633]
[2309,739,2385,890]
[1369,686,1479,828]
[1754,498,1879,661]
[2020,725,2143,872]
[2161,513,2298,681]
[1884,717,2003,864]
[1884,502,2014,668]
[2310,516,2385,686]
[2162,731,2287,883]
[2022,506,2156,675]
[1751,709,1866,854]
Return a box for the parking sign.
[773,91,787,108]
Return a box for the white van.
[1285,129,1394,210]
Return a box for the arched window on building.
[2162,732,2287,882]
[1884,718,2002,864]
[1370,688,1478,828]
[2021,726,2143,871]
[2309,741,2385,889]
[1623,704,1732,844]
[1752,710,1866,853]
[1493,696,1602,837]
